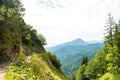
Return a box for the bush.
[47,51,61,69]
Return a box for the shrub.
[47,51,61,69]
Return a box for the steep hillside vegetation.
[47,39,104,75]
[0,5,21,62]
[4,52,68,80]
[0,0,68,80]
[75,14,120,80]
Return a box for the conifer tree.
[104,13,115,46]
[113,22,120,52]
[81,56,88,66]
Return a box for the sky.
[22,0,120,47]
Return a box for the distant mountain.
[46,38,104,75]
[87,40,103,44]
[46,38,86,51]
[63,38,86,46]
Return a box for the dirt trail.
[0,56,31,80]
[26,56,31,63]
[0,62,10,80]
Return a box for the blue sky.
[22,0,120,46]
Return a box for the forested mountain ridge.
[46,38,87,52]
[0,0,68,80]
[46,39,104,75]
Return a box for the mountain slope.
[46,38,86,52]
[46,39,104,75]
[4,52,68,80]
[0,2,68,80]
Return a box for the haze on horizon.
[22,0,120,47]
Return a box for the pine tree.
[113,22,120,52]
[81,56,88,66]
[105,19,120,74]
[104,13,115,46]
[76,56,89,80]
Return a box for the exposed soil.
[0,62,10,80]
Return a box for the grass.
[100,72,120,80]
[4,52,68,80]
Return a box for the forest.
[0,0,120,80]
[74,14,120,80]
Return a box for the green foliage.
[21,25,46,53]
[0,0,67,80]
[75,56,88,80]
[69,74,76,80]
[113,23,120,52]
[81,56,88,66]
[47,51,61,69]
[4,53,32,80]
[104,13,115,46]
[38,34,47,45]
[76,15,120,80]
[76,65,86,80]
[105,45,120,74]
[86,50,107,79]
[0,0,25,15]
[0,0,46,61]
[100,72,120,80]
[4,53,68,80]
[0,5,22,61]
[75,49,107,80]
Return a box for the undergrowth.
[4,52,68,80]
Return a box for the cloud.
[37,0,65,9]
[22,0,120,46]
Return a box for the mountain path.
[0,56,31,80]
[0,62,10,80]
[26,56,31,63]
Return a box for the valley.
[46,39,104,75]
[0,0,120,80]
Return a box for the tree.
[104,13,115,46]
[83,50,108,79]
[76,56,88,80]
[38,34,47,45]
[81,56,88,66]
[105,45,120,74]
[0,5,23,62]
[47,51,61,69]
[69,74,76,80]
[0,0,25,15]
[113,23,120,52]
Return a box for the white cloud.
[22,0,120,46]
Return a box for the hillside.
[46,39,104,75]
[75,15,120,80]
[0,1,67,80]
[4,52,68,80]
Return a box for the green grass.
[4,52,68,80]
[100,72,120,80]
